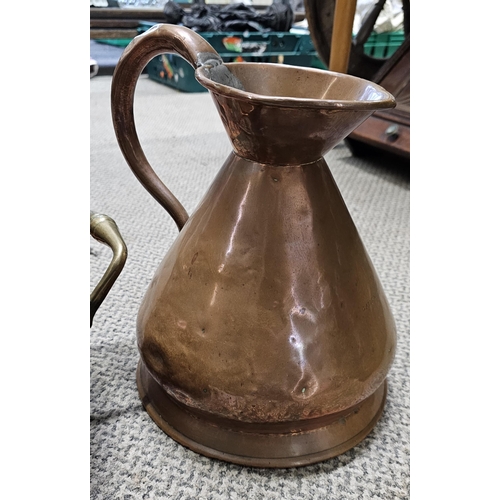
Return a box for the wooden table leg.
[328,0,357,73]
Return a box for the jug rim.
[196,63,396,111]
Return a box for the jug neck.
[210,92,379,166]
[196,62,396,165]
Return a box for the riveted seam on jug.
[231,150,323,168]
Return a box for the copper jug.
[110,24,397,468]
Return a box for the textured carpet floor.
[90,75,410,500]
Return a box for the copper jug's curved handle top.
[111,24,224,231]
[90,211,128,327]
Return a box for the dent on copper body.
[110,24,397,467]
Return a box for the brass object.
[90,211,128,327]
[110,24,397,467]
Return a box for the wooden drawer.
[348,114,410,158]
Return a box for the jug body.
[110,24,397,467]
[138,153,396,422]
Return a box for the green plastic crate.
[146,51,323,93]
[96,29,405,61]
[363,31,405,59]
[199,31,315,56]
[96,32,309,53]
[144,31,322,93]
[95,39,131,47]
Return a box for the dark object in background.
[163,0,294,33]
[163,1,184,24]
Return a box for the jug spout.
[196,62,396,165]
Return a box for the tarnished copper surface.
[198,63,394,165]
[137,359,388,468]
[137,153,395,423]
[110,24,397,467]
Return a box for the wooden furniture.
[305,0,409,80]
[328,0,357,73]
[90,7,170,39]
[305,0,410,158]
[345,36,410,159]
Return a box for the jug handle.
[111,24,220,231]
[90,211,128,327]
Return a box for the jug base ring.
[136,360,387,468]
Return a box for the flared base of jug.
[136,360,387,468]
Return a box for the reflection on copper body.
[110,24,397,467]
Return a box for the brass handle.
[110,24,220,231]
[90,211,128,327]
